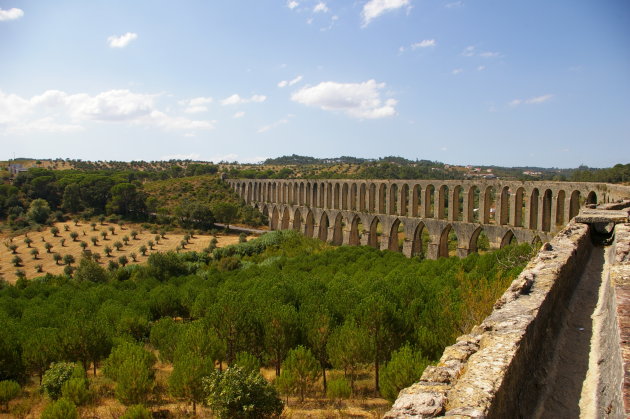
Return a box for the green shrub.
[41,363,76,400]
[234,351,260,374]
[121,404,152,419]
[61,377,90,406]
[0,380,20,412]
[103,342,155,405]
[379,344,429,401]
[326,377,351,403]
[203,366,283,419]
[41,398,78,419]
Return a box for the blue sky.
[0,0,628,167]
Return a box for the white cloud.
[287,1,299,9]
[179,96,213,113]
[411,39,436,49]
[477,65,486,71]
[314,2,329,13]
[362,0,411,27]
[278,75,303,88]
[220,94,266,106]
[462,46,500,58]
[509,94,554,107]
[291,79,397,119]
[0,7,24,21]
[479,51,499,58]
[258,118,289,133]
[462,46,476,56]
[233,111,245,118]
[0,89,215,135]
[452,68,463,75]
[445,1,463,8]
[107,32,138,48]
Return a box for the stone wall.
[384,205,630,418]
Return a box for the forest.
[0,230,535,417]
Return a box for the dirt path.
[535,246,606,418]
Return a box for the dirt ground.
[0,221,244,284]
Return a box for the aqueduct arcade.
[227,178,629,259]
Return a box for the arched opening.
[332,213,343,245]
[412,185,421,217]
[299,183,305,205]
[281,208,290,229]
[305,210,315,238]
[350,184,357,211]
[342,183,349,210]
[587,191,597,205]
[310,183,316,207]
[400,184,409,216]
[359,184,366,211]
[272,183,277,203]
[500,230,517,248]
[349,216,364,246]
[468,186,480,222]
[556,190,566,227]
[326,183,332,208]
[569,190,580,220]
[411,222,430,257]
[368,184,376,212]
[305,183,311,206]
[532,235,542,249]
[438,225,458,258]
[282,184,288,204]
[484,186,496,224]
[368,217,382,249]
[388,219,405,252]
[425,185,435,218]
[452,186,463,221]
[514,187,525,227]
[260,205,269,221]
[334,183,340,209]
[438,185,449,220]
[529,189,540,230]
[378,184,387,213]
[389,184,398,215]
[287,184,294,205]
[293,208,302,231]
[318,213,329,241]
[469,227,490,254]
[271,207,280,230]
[499,187,510,225]
[319,183,325,207]
[542,189,552,232]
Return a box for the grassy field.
[0,221,243,284]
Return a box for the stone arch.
[334,183,341,209]
[326,183,332,208]
[500,230,517,248]
[342,183,349,210]
[499,186,510,225]
[587,191,597,205]
[438,224,458,258]
[271,206,280,230]
[331,213,344,245]
[388,218,404,252]
[469,226,490,253]
[260,204,269,220]
[293,208,302,231]
[272,183,277,203]
[556,190,566,227]
[305,183,311,206]
[452,185,463,221]
[400,184,409,216]
[281,207,290,229]
[369,183,377,212]
[389,184,398,215]
[311,183,317,207]
[304,210,315,238]
[411,222,429,257]
[569,190,580,219]
[468,185,480,222]
[438,185,449,219]
[378,184,387,213]
[484,186,496,224]
[529,188,540,230]
[425,185,435,218]
[368,217,382,248]
[319,182,326,207]
[514,187,525,227]
[412,185,421,217]
[350,183,357,211]
[359,183,367,211]
[349,215,364,246]
[299,182,305,205]
[318,212,329,241]
[542,189,552,232]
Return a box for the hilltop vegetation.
[0,230,534,416]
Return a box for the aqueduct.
[227,178,629,259]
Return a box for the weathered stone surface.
[575,208,630,224]
[383,384,447,418]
